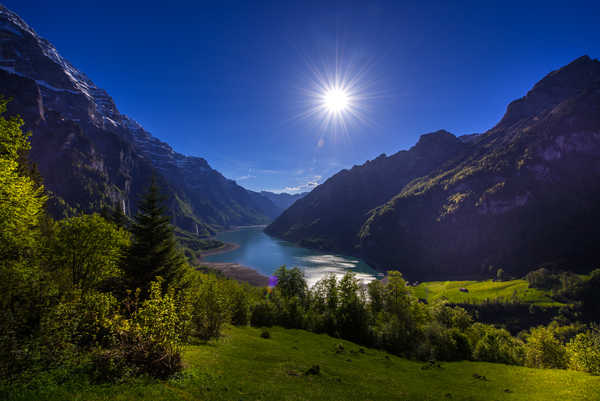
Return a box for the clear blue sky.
[6,0,600,193]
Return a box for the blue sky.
[6,0,600,193]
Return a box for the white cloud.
[268,175,323,194]
[236,174,256,181]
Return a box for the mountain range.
[0,5,301,237]
[267,55,600,280]
[3,5,599,281]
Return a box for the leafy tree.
[337,272,369,342]
[0,97,46,268]
[384,271,410,316]
[367,279,385,315]
[567,326,600,375]
[496,268,505,282]
[48,214,129,292]
[123,178,187,294]
[191,276,228,340]
[472,325,523,364]
[274,266,307,300]
[524,326,567,369]
[0,99,47,370]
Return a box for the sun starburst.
[292,54,377,140]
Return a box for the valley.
[1,3,600,401]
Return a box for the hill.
[267,56,600,280]
[5,326,599,401]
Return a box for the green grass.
[412,279,564,306]
[6,326,600,401]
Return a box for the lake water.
[204,226,380,286]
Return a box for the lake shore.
[198,241,240,258]
[197,240,269,286]
[197,261,269,287]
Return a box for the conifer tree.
[123,177,186,295]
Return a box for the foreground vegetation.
[1,99,600,400]
[4,326,600,401]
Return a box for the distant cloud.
[236,174,256,181]
[252,168,281,174]
[268,174,323,194]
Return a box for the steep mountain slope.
[0,5,278,233]
[266,130,471,251]
[260,191,307,214]
[268,56,600,280]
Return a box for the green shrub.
[524,326,567,369]
[228,282,251,326]
[191,276,229,340]
[251,300,276,327]
[92,281,183,381]
[472,326,523,365]
[567,328,600,375]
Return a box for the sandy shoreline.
[197,240,269,286]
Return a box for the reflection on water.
[204,226,380,286]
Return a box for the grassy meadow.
[412,279,564,306]
[6,325,599,401]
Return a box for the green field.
[6,326,599,401]
[412,279,563,306]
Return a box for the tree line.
[1,98,599,390]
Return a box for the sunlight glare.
[322,87,350,113]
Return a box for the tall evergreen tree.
[123,177,186,294]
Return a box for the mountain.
[0,5,280,235]
[267,56,600,280]
[260,191,307,214]
[266,131,469,250]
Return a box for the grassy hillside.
[412,279,564,306]
[8,326,600,401]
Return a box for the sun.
[295,54,378,135]
[322,87,351,113]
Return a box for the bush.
[251,300,276,327]
[191,276,229,340]
[472,325,523,365]
[418,324,471,361]
[524,326,567,369]
[92,281,183,381]
[567,328,600,375]
[229,284,251,326]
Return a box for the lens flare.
[322,86,351,113]
[291,52,379,139]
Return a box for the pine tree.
[123,177,186,295]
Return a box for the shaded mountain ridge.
[267,55,600,280]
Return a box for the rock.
[305,365,320,375]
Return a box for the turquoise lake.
[204,226,380,286]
